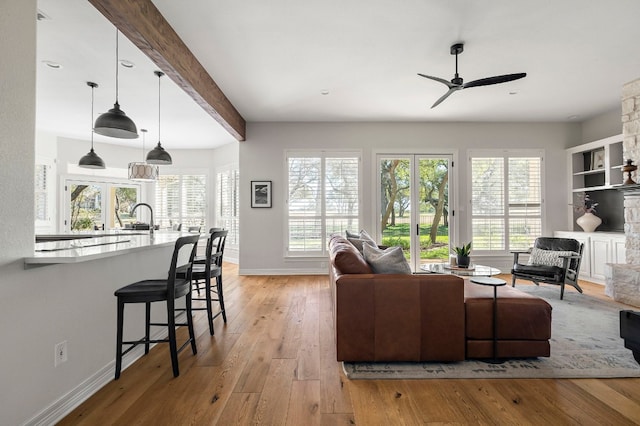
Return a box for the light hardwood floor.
[59,266,640,425]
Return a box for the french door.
[378,154,453,271]
[63,178,140,232]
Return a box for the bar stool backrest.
[170,234,200,298]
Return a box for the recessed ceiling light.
[119,60,135,69]
[509,91,518,95]
[568,115,580,120]
[321,90,330,95]
[42,60,61,69]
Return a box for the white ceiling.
[36,0,640,150]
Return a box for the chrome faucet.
[131,203,155,236]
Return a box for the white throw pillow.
[363,244,412,274]
[346,229,377,253]
[527,247,576,268]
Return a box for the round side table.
[470,276,507,363]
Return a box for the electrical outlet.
[54,341,68,367]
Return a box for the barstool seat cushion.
[115,279,191,302]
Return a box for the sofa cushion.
[513,263,563,280]
[363,244,411,274]
[527,247,575,268]
[329,236,372,274]
[464,282,552,341]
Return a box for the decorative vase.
[457,255,470,268]
[576,212,602,232]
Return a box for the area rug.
[343,285,640,379]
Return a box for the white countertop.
[25,231,200,265]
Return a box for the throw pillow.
[363,244,411,274]
[527,247,576,268]
[346,229,378,253]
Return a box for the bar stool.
[178,230,228,335]
[114,234,200,379]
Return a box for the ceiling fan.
[418,43,526,108]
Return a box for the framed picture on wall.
[591,148,605,169]
[251,180,272,208]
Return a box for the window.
[217,167,239,247]
[470,151,542,252]
[287,151,360,256]
[155,174,207,229]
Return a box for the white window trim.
[216,163,239,249]
[284,149,363,258]
[468,149,545,255]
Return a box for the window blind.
[287,153,360,256]
[155,174,206,229]
[471,154,542,252]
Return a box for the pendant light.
[128,129,158,181]
[146,71,173,165]
[79,82,106,169]
[94,28,138,139]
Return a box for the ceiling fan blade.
[463,73,526,89]
[418,73,456,89]
[431,86,462,108]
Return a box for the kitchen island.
[13,229,207,424]
[26,231,194,266]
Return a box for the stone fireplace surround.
[604,77,640,307]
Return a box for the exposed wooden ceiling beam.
[88,0,246,141]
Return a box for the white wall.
[239,121,581,274]
[580,107,623,144]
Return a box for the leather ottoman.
[464,281,552,359]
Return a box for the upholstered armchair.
[511,237,584,300]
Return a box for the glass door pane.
[415,156,451,269]
[379,155,452,271]
[68,183,104,231]
[380,158,412,263]
[109,186,138,229]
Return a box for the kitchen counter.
[25,231,199,266]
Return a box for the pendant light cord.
[141,129,146,161]
[90,84,95,150]
[115,28,119,103]
[157,72,162,143]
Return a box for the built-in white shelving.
[567,134,624,192]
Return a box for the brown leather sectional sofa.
[329,235,552,362]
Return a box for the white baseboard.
[239,268,327,275]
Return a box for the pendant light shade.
[94,28,138,139]
[79,82,106,169]
[128,129,158,181]
[146,71,172,165]
[94,102,138,139]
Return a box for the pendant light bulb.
[146,70,173,165]
[79,82,106,169]
[94,28,138,139]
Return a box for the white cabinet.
[589,234,612,281]
[554,231,625,284]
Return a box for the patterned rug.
[343,285,640,379]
